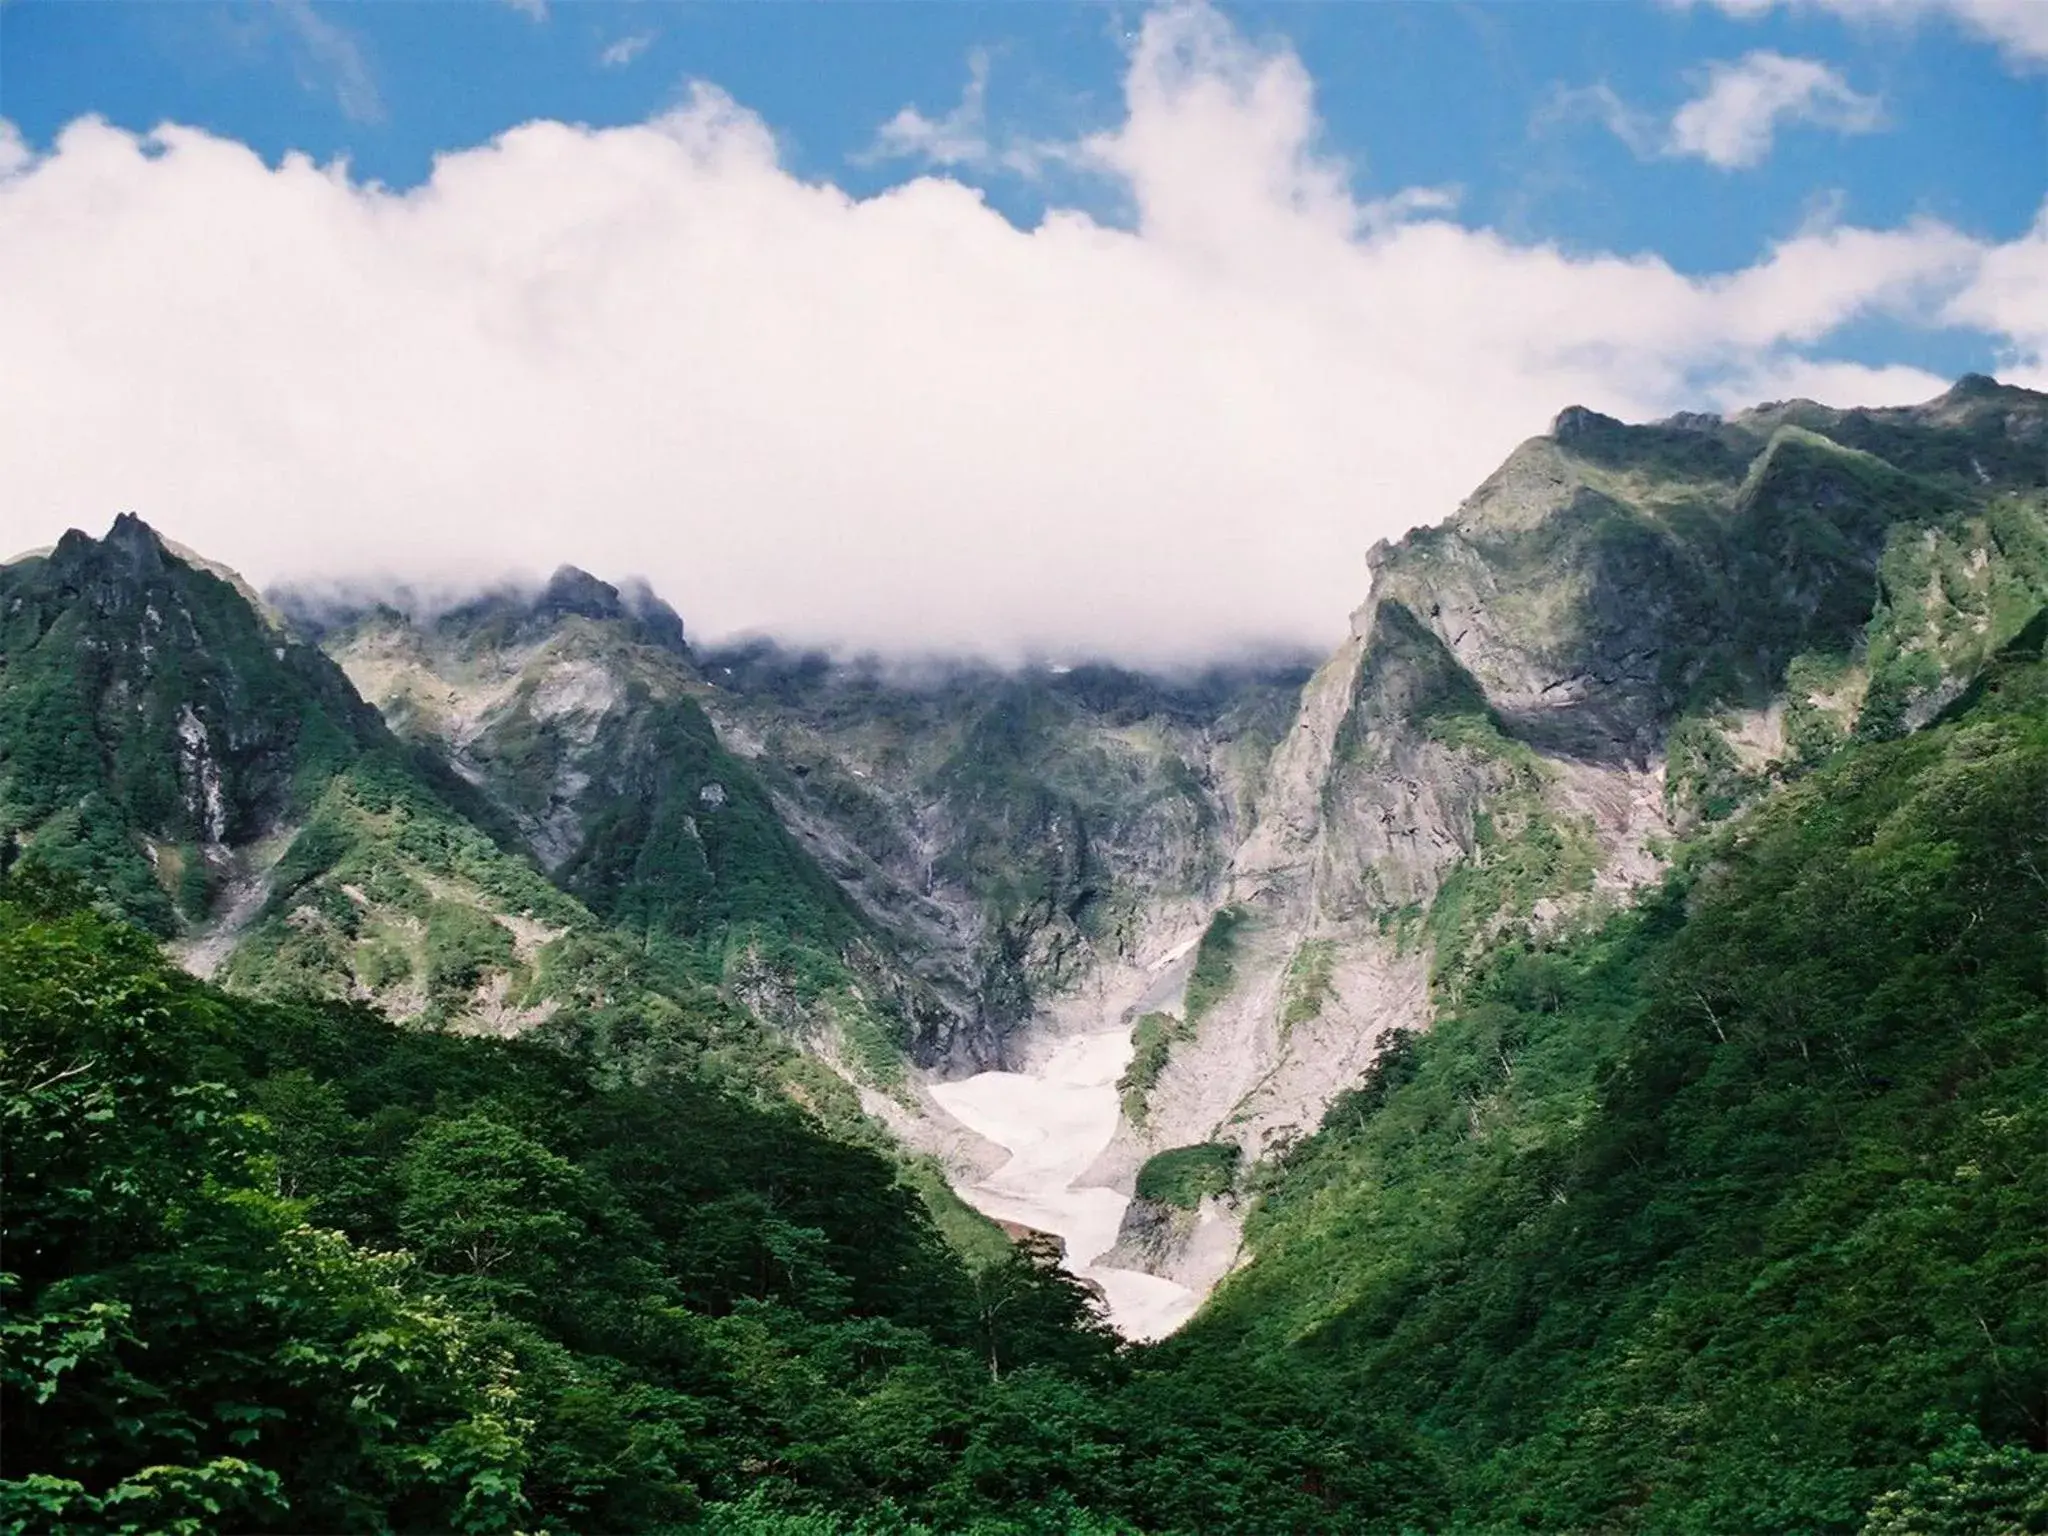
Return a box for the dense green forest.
[1191,621,2048,1532]
[0,865,1436,1535]
[7,622,2044,1531]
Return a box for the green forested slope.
[0,871,1436,1535]
[7,387,2047,1534]
[1186,622,2048,1533]
[7,626,2040,1534]
[0,515,401,931]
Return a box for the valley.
[931,1027,1199,1342]
[4,376,2044,1532]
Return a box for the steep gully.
[929,935,1205,1341]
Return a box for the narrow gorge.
[7,376,2043,1533]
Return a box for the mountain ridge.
[5,375,2045,1532]
[8,374,2044,1322]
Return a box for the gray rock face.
[3,514,386,866]
[1089,377,2047,1300]
[265,375,2048,1322]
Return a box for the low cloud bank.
[1,4,2040,665]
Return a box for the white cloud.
[599,31,655,69]
[862,49,1071,179]
[0,120,31,179]
[1669,51,1883,167]
[1942,208,2048,387]
[0,4,2038,666]
[1674,0,2048,68]
[863,49,1007,170]
[1551,52,1882,169]
[502,0,548,20]
[273,0,382,124]
[1543,82,1666,158]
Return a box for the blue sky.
[1,1,2043,659]
[7,1,2040,277]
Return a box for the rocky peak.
[0,514,396,934]
[1549,404,1625,443]
[1659,410,1723,433]
[45,512,172,600]
[618,577,689,653]
[536,565,627,624]
[100,511,170,577]
[408,566,690,656]
[37,515,276,619]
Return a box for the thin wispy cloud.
[1670,52,1883,167]
[1547,52,1882,169]
[864,49,999,169]
[1,3,2039,664]
[1673,0,2048,70]
[502,0,548,21]
[274,0,382,124]
[859,49,1064,178]
[600,32,655,69]
[1542,82,1664,158]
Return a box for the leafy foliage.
[1134,1143,1242,1210]
[0,897,526,1534]
[0,879,1437,1533]
[1196,637,2048,1533]
[1180,906,1244,1025]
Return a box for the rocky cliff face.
[294,583,1318,1070]
[265,375,2048,1316]
[14,378,2040,1327]
[1092,376,2046,1294]
[687,648,1312,1067]
[276,575,996,1087]
[0,514,395,939]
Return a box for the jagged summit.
[1538,375,2042,474]
[94,509,169,574]
[1547,404,1626,442]
[277,562,690,657]
[0,512,396,937]
[535,563,625,622]
[29,513,290,631]
[41,511,173,589]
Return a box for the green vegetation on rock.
[1181,906,1245,1024]
[1281,940,1336,1029]
[1136,1142,1243,1210]
[1189,622,2048,1534]
[1117,1010,1191,1126]
[1423,798,1599,990]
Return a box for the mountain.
[0,516,974,1197]
[286,581,1313,1065]
[4,377,2044,1532]
[270,571,961,1084]
[273,376,2046,1313]
[1181,612,2048,1531]
[0,512,396,936]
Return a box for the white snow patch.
[931,1028,1199,1341]
[1151,930,1202,970]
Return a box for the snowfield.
[931,1029,1199,1342]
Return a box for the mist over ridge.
[4,3,2043,667]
